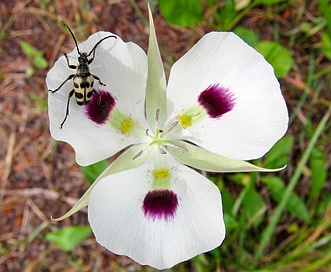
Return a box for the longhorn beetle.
[49,24,117,129]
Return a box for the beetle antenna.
[87,35,117,57]
[64,24,81,55]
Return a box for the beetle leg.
[91,74,106,86]
[93,89,102,105]
[60,89,75,129]
[64,53,77,69]
[49,74,75,93]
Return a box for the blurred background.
[0,0,330,271]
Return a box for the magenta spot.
[198,84,235,118]
[143,189,178,221]
[85,90,115,125]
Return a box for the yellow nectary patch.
[153,169,169,178]
[152,168,171,189]
[121,119,134,135]
[178,114,192,129]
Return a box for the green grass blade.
[253,107,331,267]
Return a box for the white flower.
[46,7,288,270]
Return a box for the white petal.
[46,32,148,166]
[166,32,288,160]
[88,153,225,269]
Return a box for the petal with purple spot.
[88,152,225,270]
[46,31,148,166]
[198,84,235,118]
[166,32,288,160]
[85,90,116,125]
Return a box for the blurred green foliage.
[46,225,92,251]
[20,41,48,76]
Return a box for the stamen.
[159,148,166,154]
[164,143,188,152]
[155,109,160,122]
[166,121,179,133]
[174,145,188,152]
[132,150,143,160]
[146,129,149,136]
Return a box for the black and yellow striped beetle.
[49,24,117,129]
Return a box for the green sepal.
[165,141,286,172]
[51,143,152,221]
[145,4,167,130]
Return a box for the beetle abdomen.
[74,75,95,105]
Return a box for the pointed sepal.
[145,4,167,130]
[165,140,286,172]
[51,143,152,221]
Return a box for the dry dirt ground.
[0,0,330,271]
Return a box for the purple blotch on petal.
[198,84,235,118]
[85,90,115,125]
[143,189,178,221]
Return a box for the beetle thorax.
[78,53,88,64]
[77,63,90,77]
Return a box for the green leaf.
[321,32,331,60]
[316,194,331,217]
[20,41,36,57]
[20,41,49,69]
[256,41,293,78]
[234,27,260,47]
[28,93,47,108]
[242,182,265,227]
[33,54,49,69]
[318,0,331,38]
[264,135,294,168]
[253,0,286,4]
[217,0,236,29]
[220,186,235,214]
[206,0,218,6]
[159,0,203,27]
[310,148,327,198]
[223,213,239,231]
[45,225,92,251]
[262,177,310,222]
[80,160,109,185]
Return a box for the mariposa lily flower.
[46,7,288,270]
